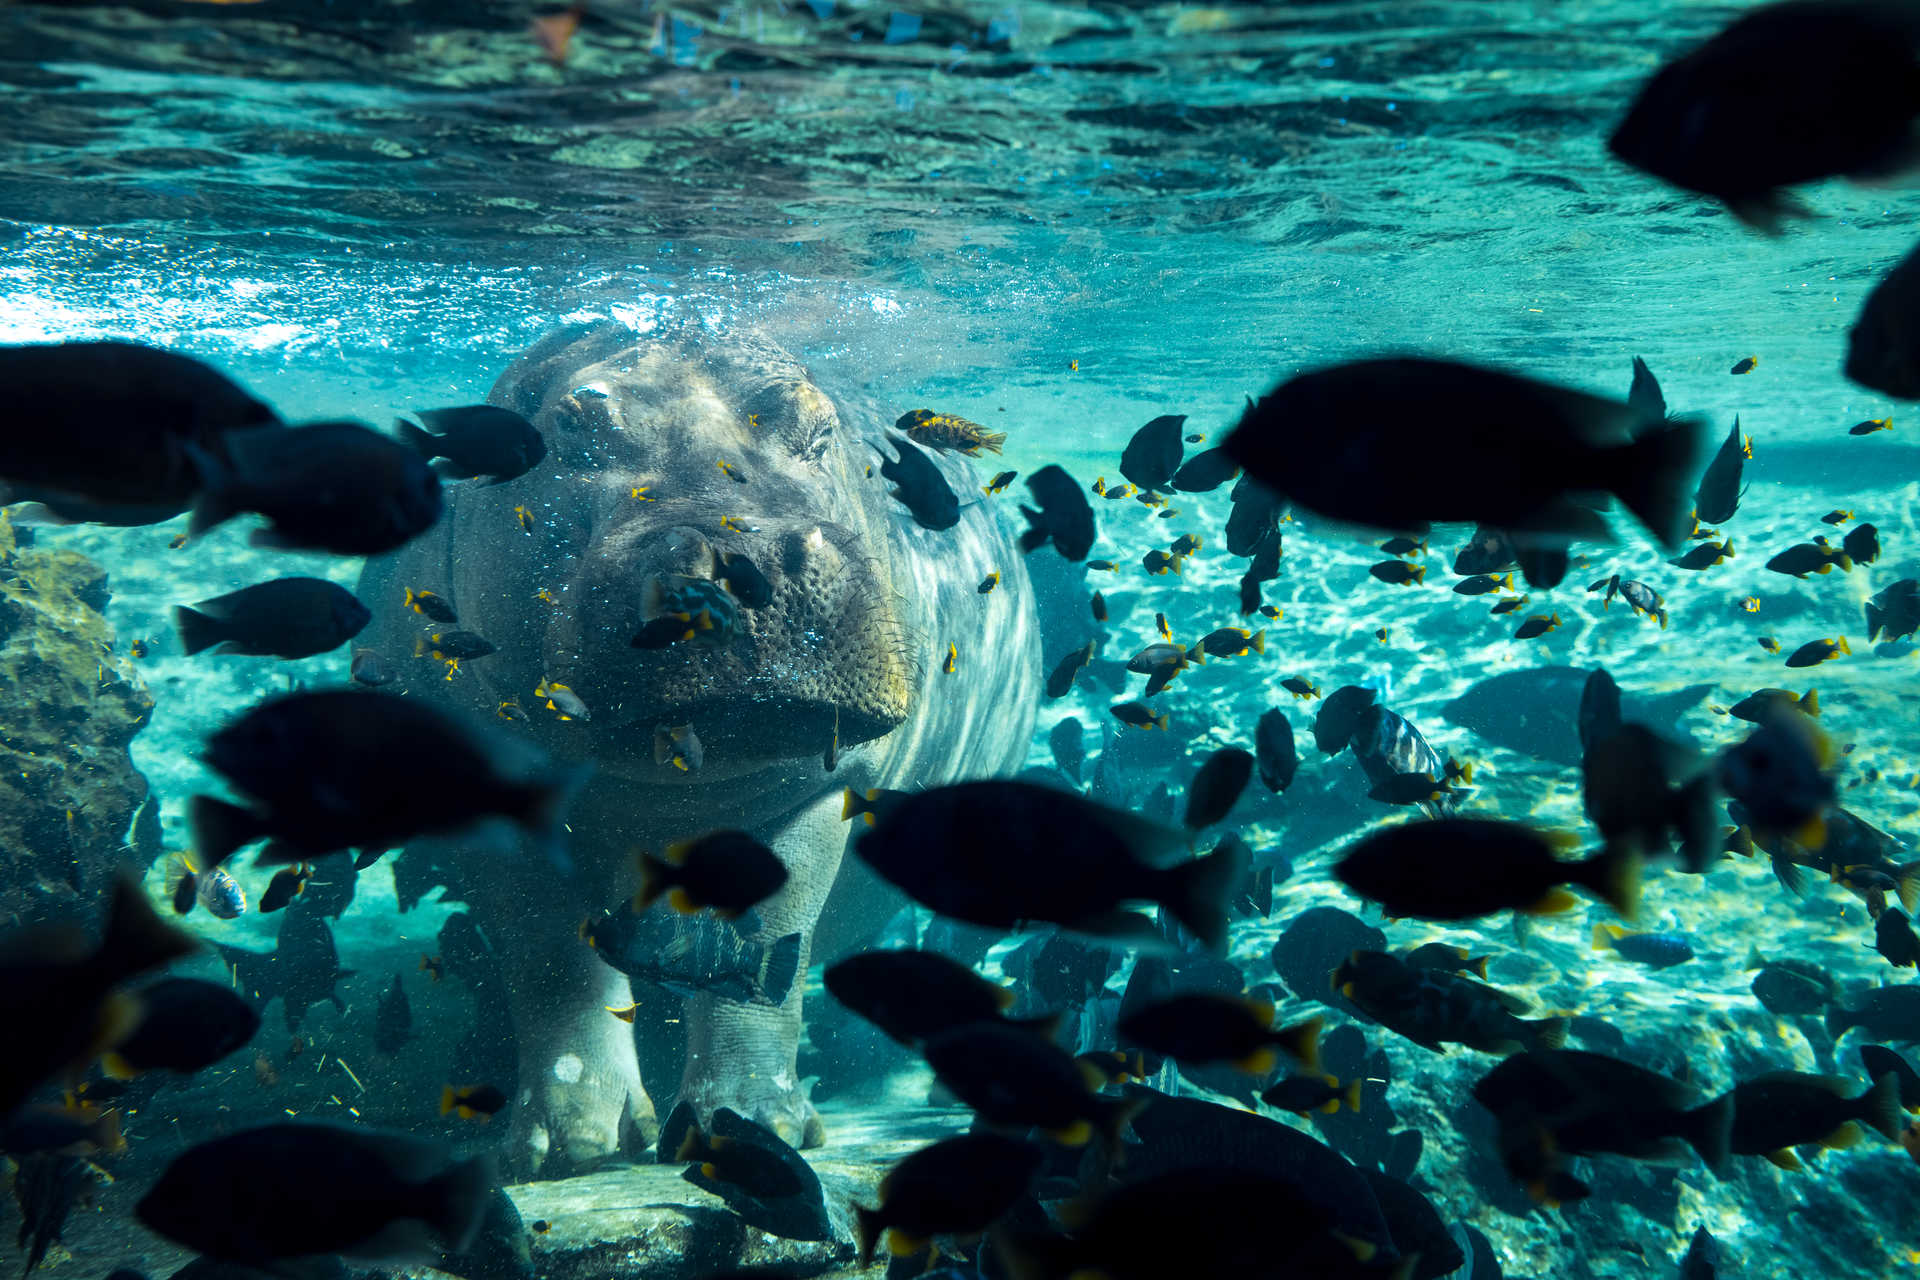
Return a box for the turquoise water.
[7,1,1920,1277]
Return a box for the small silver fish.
[166,853,246,919]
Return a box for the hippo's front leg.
[469,857,659,1177]
[676,787,853,1148]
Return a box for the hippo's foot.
[512,1041,659,1179]
[677,1062,824,1150]
[498,923,661,1179]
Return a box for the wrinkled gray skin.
[358,321,1041,1177]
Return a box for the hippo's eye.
[743,379,836,462]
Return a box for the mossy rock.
[0,510,158,924]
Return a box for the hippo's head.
[447,321,915,787]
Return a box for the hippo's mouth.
[603,694,898,781]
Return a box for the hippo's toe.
[678,1069,825,1150]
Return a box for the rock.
[0,510,156,921]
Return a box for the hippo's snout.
[556,516,913,771]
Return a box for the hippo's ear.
[489,321,641,420]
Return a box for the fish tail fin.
[440,1085,458,1116]
[1897,863,1920,916]
[187,794,266,870]
[1342,1077,1364,1112]
[420,1152,495,1257]
[1581,843,1641,923]
[979,431,1007,454]
[172,605,227,656]
[1161,833,1248,950]
[1863,1070,1905,1142]
[1615,414,1706,550]
[1685,1091,1735,1172]
[760,932,802,1005]
[1531,1016,1570,1051]
[1275,1015,1322,1071]
[1250,629,1266,654]
[1467,954,1491,980]
[395,418,442,460]
[634,851,673,912]
[93,871,198,984]
[182,439,243,541]
[853,1202,887,1269]
[1591,923,1621,952]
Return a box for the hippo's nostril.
[780,529,816,579]
[657,526,715,576]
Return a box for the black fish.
[374,974,411,1055]
[1118,992,1319,1073]
[1745,946,1836,1016]
[1693,418,1747,523]
[1844,521,1881,565]
[637,829,787,919]
[1168,445,1240,492]
[1269,907,1386,1016]
[1850,238,1920,397]
[1120,415,1186,491]
[923,1020,1138,1149]
[1727,1070,1902,1166]
[175,577,370,660]
[1442,666,1709,769]
[113,978,260,1075]
[1860,1045,1920,1111]
[1049,716,1086,783]
[1001,1162,1403,1280]
[1879,909,1920,968]
[15,1154,95,1277]
[1334,950,1565,1056]
[1335,817,1638,922]
[876,432,959,531]
[670,1105,831,1242]
[440,1083,509,1121]
[1222,357,1703,548]
[397,406,544,485]
[189,420,444,556]
[0,875,198,1118]
[584,905,800,1005]
[1829,985,1920,1043]
[349,648,396,687]
[216,910,354,1034]
[715,551,772,607]
[1313,685,1380,755]
[190,689,586,870]
[1867,578,1920,643]
[1453,525,1519,576]
[823,949,1033,1045]
[1019,464,1095,560]
[1473,1050,1733,1201]
[1044,639,1097,699]
[1608,0,1920,230]
[0,340,281,525]
[1628,356,1667,419]
[1255,708,1297,793]
[853,780,1243,948]
[1581,721,1719,872]
[1184,747,1253,829]
[851,1134,1041,1267]
[136,1123,493,1263]
[1225,473,1285,556]
[1682,1225,1720,1280]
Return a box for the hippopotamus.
[357,320,1041,1176]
